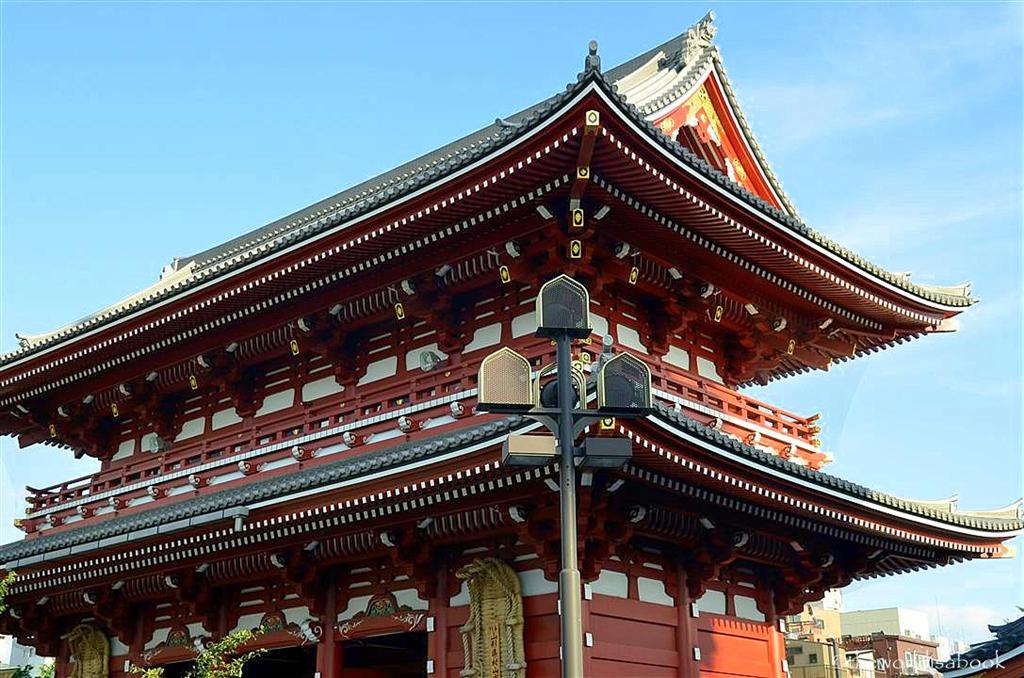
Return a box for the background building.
[842,633,938,678]
[842,608,931,642]
[935,615,1024,678]
[0,635,51,674]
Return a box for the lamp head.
[535,274,592,339]
[597,352,653,416]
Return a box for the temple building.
[936,615,1024,678]
[0,12,1019,678]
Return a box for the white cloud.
[821,188,1019,260]
[737,6,1022,153]
[927,604,1008,644]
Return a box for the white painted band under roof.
[0,83,597,375]
[0,173,570,406]
[26,389,480,518]
[244,419,543,511]
[6,424,544,589]
[2,77,963,394]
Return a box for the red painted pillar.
[431,559,450,678]
[316,580,342,678]
[765,596,784,678]
[675,565,700,678]
[55,640,71,678]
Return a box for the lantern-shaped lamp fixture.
[597,353,653,415]
[535,274,592,339]
[477,348,533,413]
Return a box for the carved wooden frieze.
[456,558,526,678]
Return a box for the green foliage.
[190,628,265,678]
[10,665,54,678]
[0,570,16,614]
[129,667,165,678]
[130,625,266,678]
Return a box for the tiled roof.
[935,614,1024,674]
[0,416,527,566]
[2,406,1018,568]
[2,13,975,369]
[652,403,1023,533]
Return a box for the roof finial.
[683,11,717,64]
[584,39,601,73]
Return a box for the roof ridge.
[0,415,526,566]
[2,20,977,369]
[650,403,1023,532]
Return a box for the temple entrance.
[158,662,194,678]
[241,645,316,678]
[341,631,428,677]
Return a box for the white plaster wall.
[665,346,690,370]
[405,343,448,372]
[231,613,266,635]
[616,324,649,354]
[696,589,726,615]
[518,569,557,597]
[449,581,469,607]
[637,577,674,606]
[112,439,135,461]
[175,417,206,441]
[256,389,295,417]
[511,312,536,338]
[211,407,243,430]
[144,627,169,652]
[734,595,765,622]
[696,356,723,383]
[301,376,343,402]
[464,323,503,352]
[338,595,373,621]
[394,588,428,610]
[283,605,312,625]
[591,570,628,598]
[358,357,398,386]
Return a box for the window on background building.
[809,653,818,664]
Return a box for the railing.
[21,336,824,531]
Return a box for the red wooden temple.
[1,13,1019,678]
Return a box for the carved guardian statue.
[457,558,526,678]
[64,624,109,678]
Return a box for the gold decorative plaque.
[457,558,526,678]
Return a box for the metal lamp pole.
[554,333,584,678]
[477,274,652,678]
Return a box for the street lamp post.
[554,330,584,678]
[477,274,653,678]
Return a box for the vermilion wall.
[443,589,784,678]
[698,616,782,678]
[589,595,679,677]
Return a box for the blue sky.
[1,2,1021,645]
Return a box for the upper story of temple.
[0,13,988,542]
